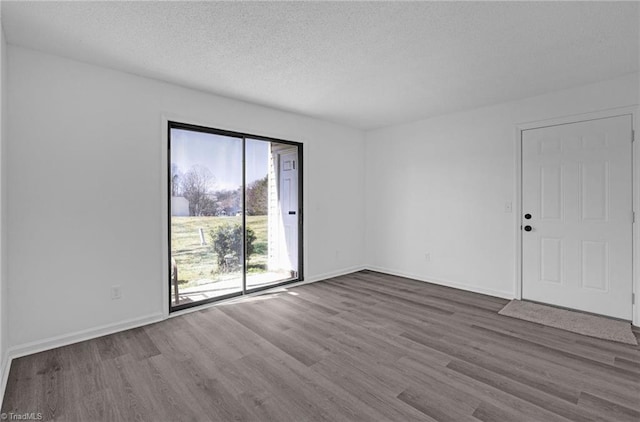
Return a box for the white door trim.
[514,105,640,326]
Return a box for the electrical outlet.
[111,285,122,300]
[425,253,431,262]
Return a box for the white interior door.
[279,150,298,274]
[522,115,633,320]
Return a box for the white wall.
[6,46,365,350]
[0,11,7,384]
[365,73,640,304]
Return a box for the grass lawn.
[171,215,268,287]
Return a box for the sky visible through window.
[171,128,269,191]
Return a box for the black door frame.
[168,121,304,312]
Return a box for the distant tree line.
[172,165,268,216]
[245,176,268,216]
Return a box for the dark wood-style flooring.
[3,270,640,421]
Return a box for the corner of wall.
[0,8,10,406]
[359,130,370,268]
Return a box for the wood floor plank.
[399,328,581,404]
[79,387,126,422]
[309,353,432,421]
[397,386,477,422]
[455,312,620,365]
[614,357,640,373]
[219,304,329,366]
[446,360,606,422]
[446,329,640,410]
[577,339,640,364]
[472,401,541,422]
[276,290,340,316]
[3,271,638,422]
[470,324,640,384]
[99,354,160,422]
[395,355,570,422]
[118,327,161,361]
[95,334,126,361]
[325,277,456,316]
[577,391,640,422]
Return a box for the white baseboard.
[304,265,367,284]
[365,266,515,300]
[7,312,164,361]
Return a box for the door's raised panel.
[282,178,292,210]
[581,133,608,149]
[581,161,609,221]
[540,137,561,155]
[283,223,293,267]
[581,241,609,291]
[540,238,562,284]
[562,135,582,150]
[540,166,562,220]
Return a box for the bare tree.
[181,165,215,216]
[170,164,182,196]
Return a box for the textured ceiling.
[1,1,638,130]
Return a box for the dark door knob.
[524,213,532,219]
[524,225,532,232]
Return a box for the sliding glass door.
[169,122,302,311]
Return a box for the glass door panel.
[245,139,299,291]
[170,127,244,309]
